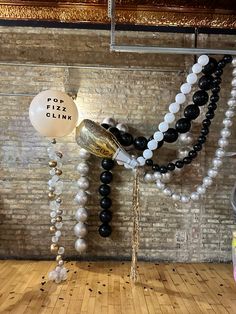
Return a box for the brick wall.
[0,27,236,262]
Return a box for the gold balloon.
[50,226,56,233]
[50,244,59,254]
[76,119,137,168]
[55,169,62,176]
[48,192,56,200]
[49,160,57,167]
[56,255,62,262]
[56,152,63,159]
[56,216,62,222]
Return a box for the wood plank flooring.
[0,260,235,314]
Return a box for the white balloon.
[77,162,89,175]
[102,117,116,126]
[144,172,155,183]
[29,90,78,138]
[75,208,88,222]
[77,177,90,190]
[79,149,91,160]
[75,238,87,253]
[160,172,172,183]
[178,133,194,146]
[116,123,129,132]
[74,222,87,238]
[75,191,88,205]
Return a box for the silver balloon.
[75,191,88,205]
[116,123,129,132]
[77,177,90,190]
[144,172,155,183]
[77,162,89,175]
[79,148,91,160]
[177,146,191,159]
[75,238,87,253]
[75,208,88,222]
[160,172,173,183]
[74,222,87,238]
[102,117,116,126]
[178,132,194,146]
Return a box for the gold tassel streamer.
[130,167,141,283]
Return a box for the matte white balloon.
[137,157,145,166]
[74,222,87,238]
[29,90,78,138]
[77,177,90,190]
[102,117,116,126]
[75,238,87,253]
[164,113,175,124]
[175,93,186,104]
[154,131,164,141]
[75,208,88,222]
[180,83,191,94]
[197,55,209,66]
[77,162,89,175]
[158,122,169,132]
[169,102,180,114]
[75,191,88,205]
[192,63,202,74]
[147,139,158,151]
[187,73,197,84]
[143,149,153,159]
[79,148,91,160]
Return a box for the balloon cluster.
[48,265,68,284]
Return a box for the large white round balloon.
[29,90,78,138]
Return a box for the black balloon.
[202,57,218,74]
[208,103,217,111]
[198,135,206,144]
[223,55,233,63]
[205,110,215,120]
[145,159,153,166]
[193,143,202,151]
[175,118,191,133]
[160,166,167,173]
[101,123,110,129]
[133,136,148,151]
[99,184,111,196]
[175,160,184,168]
[192,90,209,106]
[184,104,200,120]
[212,77,222,86]
[120,132,134,146]
[152,164,160,171]
[100,171,113,184]
[183,157,192,164]
[167,162,175,171]
[215,69,223,77]
[102,158,115,170]
[99,223,112,237]
[210,94,219,102]
[217,60,226,69]
[163,128,178,143]
[198,75,213,91]
[188,150,197,158]
[212,86,220,94]
[201,127,209,136]
[202,119,211,127]
[99,210,112,223]
[100,197,112,209]
[108,127,121,139]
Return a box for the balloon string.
[130,167,140,283]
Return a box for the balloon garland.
[74,148,90,253]
[47,139,68,283]
[99,157,114,237]
[29,90,79,283]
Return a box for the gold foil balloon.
[75,119,138,168]
[29,90,78,138]
[49,160,57,167]
[50,243,59,254]
[50,226,56,233]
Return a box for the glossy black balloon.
[99,210,112,223]
[193,143,202,151]
[215,69,223,77]
[160,166,167,173]
[100,197,112,209]
[208,103,217,111]
[198,135,206,144]
[175,118,191,133]
[163,128,178,143]
[217,60,226,69]
[100,171,113,184]
[101,123,110,129]
[145,159,153,166]
[157,140,164,148]
[210,94,219,103]
[205,110,215,120]
[202,57,218,74]
[152,164,160,171]
[184,104,200,120]
[201,127,209,136]
[183,157,192,164]
[175,160,184,168]
[198,75,213,91]
[120,132,134,146]
[212,86,220,94]
[192,90,209,106]
[202,119,211,127]
[133,136,148,151]
[108,127,121,139]
[99,184,111,196]
[188,150,197,158]
[102,158,115,170]
[99,223,112,237]
[223,55,233,63]
[167,162,175,171]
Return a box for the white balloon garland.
[74,148,90,253]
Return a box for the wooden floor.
[0,261,236,314]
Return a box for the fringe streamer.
[130,167,141,283]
